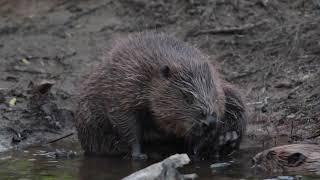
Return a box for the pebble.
[210,162,232,172]
[264,176,295,180]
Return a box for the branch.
[46,132,74,144]
[191,20,268,36]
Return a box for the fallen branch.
[307,131,320,139]
[46,132,74,144]
[191,20,268,36]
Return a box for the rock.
[122,154,197,180]
[210,161,233,172]
[29,80,55,95]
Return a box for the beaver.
[252,144,320,176]
[75,32,246,160]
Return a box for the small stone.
[210,162,232,172]
[8,97,17,107]
[286,114,295,119]
[182,173,198,180]
[277,176,294,180]
[21,58,31,65]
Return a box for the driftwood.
[252,144,320,175]
[122,154,197,180]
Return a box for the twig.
[191,20,268,36]
[307,130,320,139]
[63,2,110,26]
[46,132,74,144]
[6,68,46,75]
[290,119,294,140]
[307,133,320,139]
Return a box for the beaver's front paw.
[218,131,239,148]
[132,153,148,161]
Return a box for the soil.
[0,0,319,153]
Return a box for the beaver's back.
[108,32,207,67]
[81,32,210,105]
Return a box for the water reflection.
[77,156,148,180]
[0,145,319,180]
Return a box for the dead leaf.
[8,97,17,107]
[21,58,30,65]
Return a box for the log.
[122,154,197,180]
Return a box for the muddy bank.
[0,79,75,152]
[0,0,319,153]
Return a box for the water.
[0,143,319,180]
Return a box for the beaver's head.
[149,62,225,139]
[252,144,320,176]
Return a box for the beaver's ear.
[160,65,170,79]
[266,150,276,160]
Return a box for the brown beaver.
[252,144,320,176]
[75,32,246,160]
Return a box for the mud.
[0,0,319,155]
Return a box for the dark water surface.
[0,143,319,180]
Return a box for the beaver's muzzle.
[203,114,221,129]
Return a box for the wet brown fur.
[75,32,246,157]
[253,144,320,175]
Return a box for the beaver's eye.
[182,91,194,104]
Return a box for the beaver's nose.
[206,114,217,126]
[201,114,218,127]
